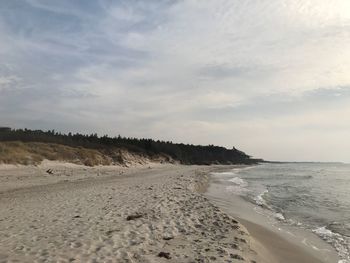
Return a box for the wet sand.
[238,218,323,263]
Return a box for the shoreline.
[237,217,324,263]
[204,165,340,263]
[0,162,339,262]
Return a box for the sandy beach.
[0,162,330,262]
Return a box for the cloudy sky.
[1,0,350,162]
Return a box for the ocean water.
[210,163,350,263]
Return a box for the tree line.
[0,127,262,165]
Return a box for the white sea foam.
[313,226,334,237]
[274,212,285,221]
[286,218,304,227]
[254,189,268,207]
[225,176,250,195]
[225,185,249,195]
[313,226,350,262]
[211,171,239,177]
[212,166,254,177]
[228,177,247,186]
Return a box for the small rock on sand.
[126,214,143,221]
[157,252,171,259]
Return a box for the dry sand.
[0,162,327,263]
[0,162,260,263]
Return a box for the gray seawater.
[212,163,350,263]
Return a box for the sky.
[1,0,350,162]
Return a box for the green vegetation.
[0,127,261,165]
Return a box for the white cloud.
[1,0,350,161]
[0,75,21,90]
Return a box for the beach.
[0,162,333,262]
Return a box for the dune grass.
[0,141,124,166]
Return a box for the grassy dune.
[0,141,166,166]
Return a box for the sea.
[206,163,350,263]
